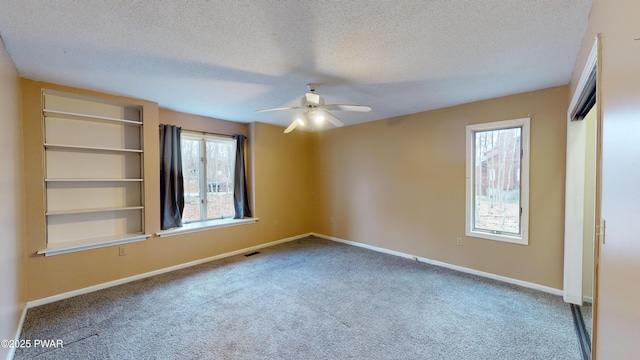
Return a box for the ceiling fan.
[256,83,372,133]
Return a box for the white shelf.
[45,178,144,182]
[42,91,145,251]
[44,143,143,153]
[37,233,151,257]
[46,206,144,216]
[43,109,142,125]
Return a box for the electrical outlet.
[456,237,463,246]
[274,220,278,227]
[119,246,126,256]
[330,217,334,224]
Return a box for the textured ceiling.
[0,0,594,128]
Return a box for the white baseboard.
[312,233,563,297]
[27,233,311,308]
[565,293,594,306]
[564,293,583,305]
[6,303,28,360]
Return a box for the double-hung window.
[465,118,530,245]
[181,132,236,223]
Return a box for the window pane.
[205,139,236,219]
[181,138,201,223]
[473,127,521,234]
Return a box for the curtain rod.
[159,124,245,139]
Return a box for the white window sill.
[466,229,528,245]
[156,217,259,238]
[37,234,151,257]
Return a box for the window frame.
[465,117,530,245]
[181,132,237,224]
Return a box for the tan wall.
[251,122,314,235]
[0,37,25,359]
[312,86,567,289]
[160,108,248,137]
[22,81,313,301]
[570,0,640,357]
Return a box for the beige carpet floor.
[16,236,581,359]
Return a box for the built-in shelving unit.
[44,178,145,182]
[44,143,144,153]
[46,206,145,216]
[42,109,144,125]
[38,90,149,255]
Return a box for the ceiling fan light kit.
[256,83,371,133]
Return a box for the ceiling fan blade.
[323,111,344,128]
[284,113,309,133]
[284,120,299,133]
[305,92,321,106]
[321,104,371,112]
[255,106,303,113]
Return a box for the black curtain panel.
[159,124,185,230]
[233,134,252,219]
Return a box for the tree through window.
[466,118,530,245]
[181,133,236,223]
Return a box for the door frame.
[563,37,599,305]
